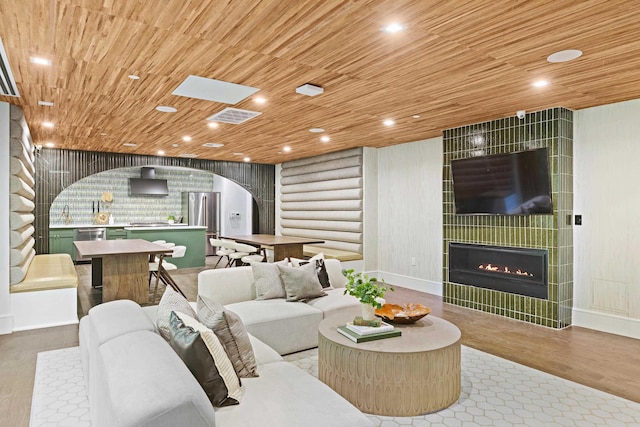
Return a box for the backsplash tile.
[442,108,574,328]
[49,167,214,225]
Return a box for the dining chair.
[149,244,187,303]
[209,238,236,268]
[226,241,263,267]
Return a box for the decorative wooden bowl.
[375,303,432,324]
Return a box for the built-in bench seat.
[10,253,79,331]
[303,245,363,261]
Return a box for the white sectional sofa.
[79,259,372,427]
[197,258,362,354]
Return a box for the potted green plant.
[167,214,176,224]
[342,269,393,320]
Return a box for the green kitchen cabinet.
[107,228,127,240]
[126,227,206,268]
[49,228,76,258]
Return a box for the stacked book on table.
[337,316,401,343]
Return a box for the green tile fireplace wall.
[442,108,573,328]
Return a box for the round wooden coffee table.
[318,314,461,416]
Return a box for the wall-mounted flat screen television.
[451,147,552,215]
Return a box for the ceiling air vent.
[0,37,20,97]
[207,108,262,125]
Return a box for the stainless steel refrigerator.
[182,192,221,256]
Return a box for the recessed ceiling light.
[208,122,219,129]
[128,74,140,80]
[531,80,549,88]
[157,150,165,156]
[100,133,107,136]
[203,142,224,148]
[283,146,292,152]
[38,100,54,107]
[182,136,192,142]
[381,23,406,33]
[243,157,251,162]
[30,57,51,66]
[172,143,179,148]
[412,115,420,119]
[254,96,266,104]
[383,119,395,126]
[233,152,244,156]
[547,49,583,63]
[42,121,54,128]
[309,128,325,133]
[45,142,55,148]
[156,106,177,113]
[320,136,330,142]
[178,153,198,158]
[123,142,137,147]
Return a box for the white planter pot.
[361,303,376,321]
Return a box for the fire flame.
[478,263,533,277]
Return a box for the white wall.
[375,137,443,294]
[0,102,12,334]
[362,148,378,272]
[214,176,252,236]
[573,99,640,339]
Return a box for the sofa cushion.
[278,262,327,302]
[214,361,373,427]
[96,330,215,427]
[306,288,361,318]
[197,295,259,378]
[225,299,324,355]
[252,260,288,300]
[169,311,241,407]
[157,286,197,341]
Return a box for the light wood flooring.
[1,257,639,427]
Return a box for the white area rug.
[32,346,640,427]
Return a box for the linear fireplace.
[448,243,548,299]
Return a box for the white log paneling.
[280,148,363,255]
[10,250,34,285]
[9,194,35,212]
[281,199,362,211]
[280,155,362,177]
[280,210,362,221]
[281,188,362,202]
[9,212,35,230]
[9,225,34,248]
[281,219,362,232]
[280,166,362,185]
[10,238,34,266]
[280,178,362,194]
[9,176,35,199]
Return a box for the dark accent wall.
[34,149,275,253]
[442,108,573,328]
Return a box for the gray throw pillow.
[168,311,241,407]
[156,285,197,341]
[277,262,327,302]
[197,295,258,378]
[252,260,289,300]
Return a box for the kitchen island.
[49,224,206,268]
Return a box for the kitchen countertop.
[49,223,205,230]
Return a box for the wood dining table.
[222,234,324,261]
[74,239,173,304]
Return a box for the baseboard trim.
[0,314,13,335]
[373,271,442,296]
[572,307,640,340]
[12,319,79,332]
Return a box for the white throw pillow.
[252,259,289,300]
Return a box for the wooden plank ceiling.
[1,0,640,164]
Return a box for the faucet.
[62,205,72,224]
